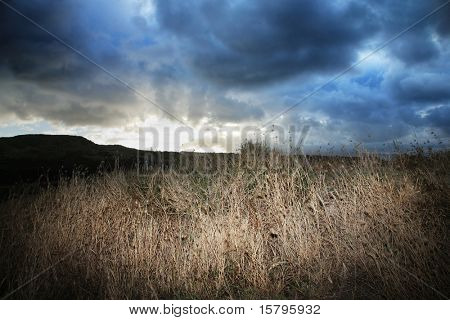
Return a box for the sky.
[0,0,449,152]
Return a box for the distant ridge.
[0,134,139,186]
[0,134,228,189]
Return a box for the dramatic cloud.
[155,0,378,86]
[392,73,450,104]
[0,0,449,150]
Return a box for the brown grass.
[0,145,449,299]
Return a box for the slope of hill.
[0,135,139,186]
[0,134,232,190]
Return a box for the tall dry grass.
[0,145,449,299]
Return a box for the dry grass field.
[0,144,449,299]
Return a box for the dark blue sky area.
[0,0,449,150]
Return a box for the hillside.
[0,134,233,190]
[0,135,139,186]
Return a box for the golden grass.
[0,146,449,299]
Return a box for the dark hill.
[0,134,139,186]
[0,134,227,192]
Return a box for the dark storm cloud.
[0,80,130,127]
[0,0,449,148]
[423,105,450,134]
[367,0,450,65]
[298,91,413,143]
[152,0,450,144]
[269,0,450,143]
[392,73,450,104]
[0,0,142,126]
[0,0,268,126]
[0,0,91,78]
[389,32,439,64]
[155,0,379,86]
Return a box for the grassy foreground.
[0,146,449,299]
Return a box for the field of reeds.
[0,144,449,299]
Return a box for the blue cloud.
[352,72,384,89]
[0,0,449,148]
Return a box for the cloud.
[155,0,379,86]
[367,0,450,65]
[0,0,143,125]
[390,32,439,64]
[0,0,268,127]
[423,105,450,134]
[393,73,450,104]
[0,0,449,149]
